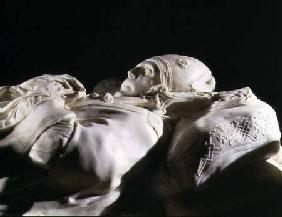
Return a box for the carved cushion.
[167,88,281,188]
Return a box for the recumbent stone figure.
[0,54,280,216]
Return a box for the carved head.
[120,54,215,96]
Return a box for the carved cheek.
[142,77,153,85]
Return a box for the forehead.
[136,61,156,70]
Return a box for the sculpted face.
[120,62,160,96]
[118,54,215,97]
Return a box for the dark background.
[1,1,282,215]
[2,0,282,121]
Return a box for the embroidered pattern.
[196,109,277,177]
[197,129,223,176]
[176,58,188,70]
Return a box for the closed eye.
[128,71,136,79]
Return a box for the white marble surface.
[0,54,280,216]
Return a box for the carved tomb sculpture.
[0,55,280,216]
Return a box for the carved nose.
[121,80,130,90]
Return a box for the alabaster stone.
[0,54,281,216]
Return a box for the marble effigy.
[0,55,280,216]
